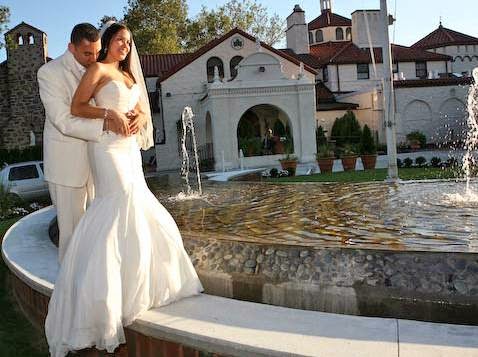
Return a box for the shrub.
[316,144,335,159]
[0,145,42,165]
[397,158,403,168]
[330,111,362,147]
[430,157,442,168]
[406,131,426,148]
[446,157,459,168]
[403,157,413,168]
[359,124,376,155]
[269,168,279,178]
[415,156,427,167]
[316,125,327,148]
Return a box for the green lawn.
[0,217,49,357]
[268,167,462,183]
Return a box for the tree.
[98,15,119,28]
[0,5,10,49]
[123,0,188,54]
[182,0,284,52]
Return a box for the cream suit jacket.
[38,50,104,188]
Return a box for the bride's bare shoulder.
[86,62,107,75]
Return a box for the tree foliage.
[330,111,362,147]
[182,0,284,52]
[98,15,119,28]
[104,0,285,55]
[123,0,188,54]
[359,124,376,154]
[0,5,10,50]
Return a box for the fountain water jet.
[462,68,478,192]
[178,107,202,198]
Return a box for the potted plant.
[279,153,298,176]
[340,144,358,171]
[406,131,426,151]
[316,144,335,173]
[279,141,298,176]
[359,125,377,170]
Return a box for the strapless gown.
[45,80,203,357]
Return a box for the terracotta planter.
[341,156,357,171]
[360,154,377,170]
[317,158,334,173]
[279,160,298,176]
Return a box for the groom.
[38,23,138,263]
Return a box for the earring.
[104,48,108,53]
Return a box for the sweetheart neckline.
[98,79,138,93]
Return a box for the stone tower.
[286,5,310,55]
[3,22,48,149]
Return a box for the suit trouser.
[48,178,94,263]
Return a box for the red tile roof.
[158,27,317,83]
[412,25,478,49]
[307,41,451,66]
[139,53,191,78]
[279,49,324,69]
[393,77,472,88]
[308,10,351,31]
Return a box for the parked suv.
[0,161,49,201]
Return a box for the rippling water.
[148,178,478,252]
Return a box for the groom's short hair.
[70,23,100,45]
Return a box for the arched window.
[229,56,243,79]
[346,27,352,41]
[17,33,24,45]
[308,32,313,44]
[336,28,344,41]
[316,30,324,43]
[27,33,34,45]
[207,57,224,83]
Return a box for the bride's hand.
[126,109,146,135]
[108,110,131,136]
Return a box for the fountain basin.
[150,178,478,324]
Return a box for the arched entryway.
[438,98,467,144]
[237,104,293,157]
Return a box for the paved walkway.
[2,207,478,357]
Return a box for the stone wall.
[0,64,10,147]
[184,236,478,325]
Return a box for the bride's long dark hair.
[97,23,136,83]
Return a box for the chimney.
[286,5,310,54]
[351,10,387,49]
[320,0,333,13]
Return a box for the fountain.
[144,74,478,323]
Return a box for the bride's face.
[107,29,131,62]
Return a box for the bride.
[45,22,203,357]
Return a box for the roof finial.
[255,38,262,52]
[439,16,442,28]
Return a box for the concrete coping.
[2,207,478,357]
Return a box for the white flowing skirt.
[45,133,203,357]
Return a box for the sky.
[1,0,478,61]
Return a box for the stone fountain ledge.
[2,207,478,357]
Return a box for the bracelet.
[103,108,109,120]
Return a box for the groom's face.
[68,39,101,68]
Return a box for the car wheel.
[7,193,22,205]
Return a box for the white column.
[380,0,398,180]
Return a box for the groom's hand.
[107,110,130,136]
[127,109,146,135]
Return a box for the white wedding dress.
[45,80,204,357]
